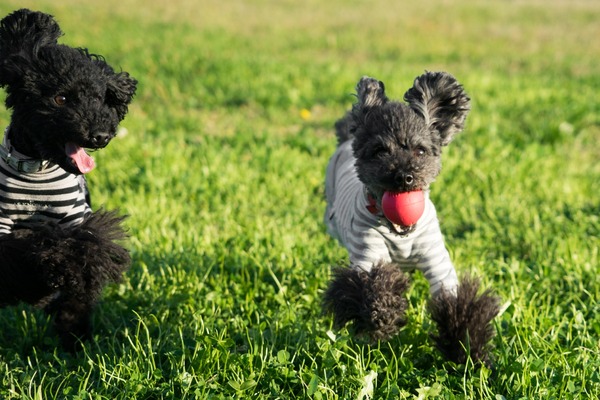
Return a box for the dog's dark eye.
[371,144,387,157]
[415,147,427,156]
[54,95,67,106]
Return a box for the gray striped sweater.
[0,135,90,236]
[324,140,458,295]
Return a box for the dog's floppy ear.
[0,9,62,57]
[403,71,470,146]
[354,76,388,111]
[0,9,62,87]
[107,72,137,114]
[88,53,137,120]
[101,62,137,120]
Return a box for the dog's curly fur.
[0,9,136,351]
[323,72,500,364]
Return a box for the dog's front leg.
[51,294,94,352]
[323,262,410,341]
[47,210,131,352]
[428,275,500,365]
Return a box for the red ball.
[381,190,425,227]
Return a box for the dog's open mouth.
[65,142,95,174]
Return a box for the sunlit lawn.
[0,0,598,398]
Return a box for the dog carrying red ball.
[323,72,500,365]
[381,190,425,227]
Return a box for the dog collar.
[366,191,380,214]
[0,133,49,173]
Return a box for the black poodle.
[0,9,136,351]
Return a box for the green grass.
[0,0,599,398]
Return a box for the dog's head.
[0,9,137,174]
[349,72,470,199]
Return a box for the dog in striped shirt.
[0,9,136,351]
[323,73,500,364]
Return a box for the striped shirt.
[324,140,458,295]
[0,136,90,236]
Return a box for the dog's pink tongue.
[65,143,95,174]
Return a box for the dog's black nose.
[92,132,111,147]
[396,173,414,186]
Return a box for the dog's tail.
[0,9,62,59]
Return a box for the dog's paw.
[428,275,500,365]
[323,262,410,341]
[356,76,387,109]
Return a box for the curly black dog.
[0,9,136,351]
[323,72,500,364]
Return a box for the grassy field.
[0,0,598,398]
